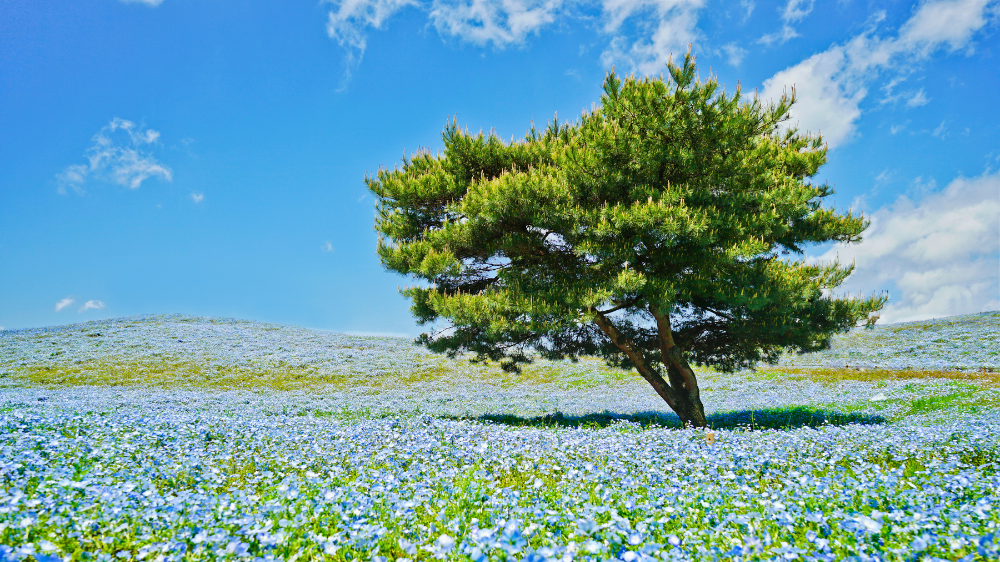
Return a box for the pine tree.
[368,52,886,427]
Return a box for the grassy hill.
[1,311,997,422]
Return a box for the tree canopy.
[368,52,886,426]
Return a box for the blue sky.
[1,0,998,335]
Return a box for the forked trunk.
[652,304,707,428]
[665,358,707,428]
[592,308,708,428]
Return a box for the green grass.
[1,351,640,397]
[758,366,1000,387]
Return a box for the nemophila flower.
[434,534,455,554]
[0,316,998,561]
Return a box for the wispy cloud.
[721,42,747,66]
[191,193,205,204]
[429,0,566,47]
[758,24,797,46]
[55,297,75,312]
[79,300,106,313]
[906,88,930,107]
[781,0,813,22]
[320,0,996,87]
[322,241,335,253]
[325,0,567,85]
[324,0,419,85]
[759,0,997,149]
[759,0,814,45]
[598,0,707,75]
[322,0,711,82]
[57,118,173,194]
[813,170,1000,323]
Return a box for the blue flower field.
[0,312,998,561]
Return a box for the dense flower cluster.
[0,314,997,561]
[0,396,998,562]
[772,311,999,371]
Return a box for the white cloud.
[813,171,1000,323]
[758,25,798,46]
[79,300,106,313]
[319,0,997,90]
[58,118,173,194]
[897,0,994,52]
[599,0,706,75]
[911,175,938,196]
[874,169,896,187]
[906,88,930,107]
[322,241,335,252]
[429,0,566,47]
[55,297,75,312]
[758,0,814,45]
[119,0,164,6]
[321,0,711,80]
[191,193,205,203]
[721,42,747,66]
[933,120,948,138]
[782,0,813,22]
[324,0,419,82]
[760,46,865,146]
[758,0,997,149]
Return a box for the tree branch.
[595,298,638,315]
[703,306,734,321]
[591,309,678,409]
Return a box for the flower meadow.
[0,313,998,561]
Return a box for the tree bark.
[649,304,707,428]
[592,308,708,428]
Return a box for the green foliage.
[369,52,886,375]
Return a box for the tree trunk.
[664,354,707,428]
[651,303,707,428]
[592,308,708,428]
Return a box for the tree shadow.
[453,406,886,431]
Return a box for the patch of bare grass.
[762,366,1000,387]
[8,357,357,391]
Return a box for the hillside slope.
[3,311,997,376]
[2,312,997,420]
[773,311,999,370]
